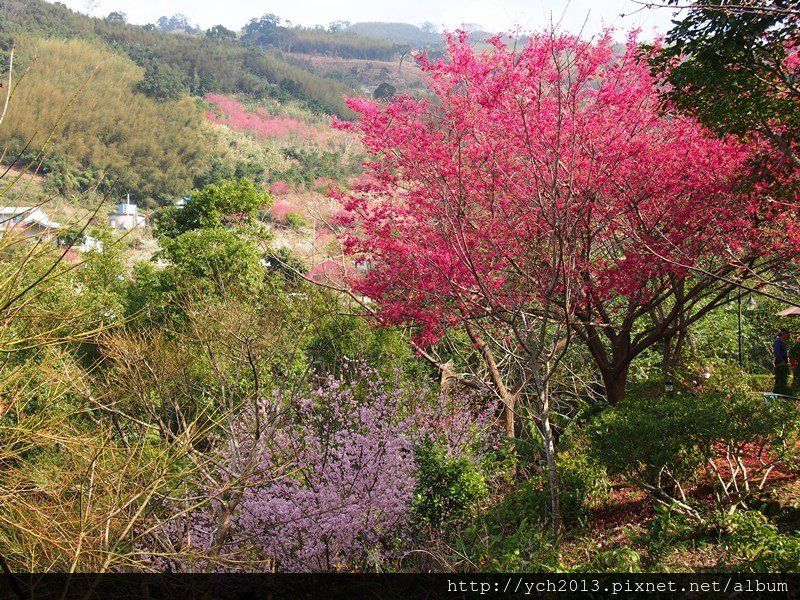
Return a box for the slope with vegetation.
[4,0,356,116]
[2,36,216,202]
[0,0,797,579]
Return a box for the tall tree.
[650,0,800,300]
[338,30,790,419]
[652,0,800,165]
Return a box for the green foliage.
[574,547,642,573]
[453,479,560,572]
[124,260,168,321]
[748,295,789,370]
[71,227,126,322]
[652,0,799,140]
[412,438,488,528]
[56,224,87,247]
[274,146,362,188]
[284,212,307,230]
[306,315,432,384]
[153,178,272,238]
[133,61,186,101]
[588,379,800,514]
[2,37,217,202]
[105,12,127,24]
[637,504,705,566]
[207,25,237,42]
[557,439,611,524]
[373,82,396,100]
[43,153,101,197]
[263,246,307,281]
[154,14,197,34]
[157,227,265,298]
[749,373,775,392]
[715,511,800,572]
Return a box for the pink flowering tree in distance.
[336,30,798,529]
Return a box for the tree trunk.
[208,490,242,564]
[661,336,673,381]
[584,327,632,406]
[464,322,517,438]
[439,360,457,397]
[538,389,562,535]
[209,500,234,559]
[502,394,515,438]
[602,364,629,405]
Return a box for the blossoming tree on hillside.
[336,30,796,528]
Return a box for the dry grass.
[293,54,428,93]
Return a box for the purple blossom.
[139,366,497,572]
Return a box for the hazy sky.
[47,0,680,39]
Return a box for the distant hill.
[346,22,442,49]
[0,2,503,207]
[241,15,401,61]
[0,35,220,203]
[3,1,356,118]
[346,22,495,51]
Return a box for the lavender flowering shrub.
[235,374,418,571]
[139,365,498,572]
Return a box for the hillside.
[2,0,357,117]
[287,54,428,95]
[0,0,470,264]
[3,36,218,202]
[0,0,478,209]
[346,22,443,48]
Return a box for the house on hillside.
[108,198,146,230]
[0,206,61,240]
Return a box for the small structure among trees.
[0,205,60,240]
[108,199,146,230]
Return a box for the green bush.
[557,437,611,524]
[573,547,642,573]
[154,178,272,239]
[412,438,488,528]
[445,441,608,572]
[133,61,186,100]
[587,382,799,516]
[748,374,774,393]
[639,504,704,563]
[715,511,800,572]
[473,518,560,572]
[452,480,560,572]
[285,212,308,230]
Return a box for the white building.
[0,206,61,240]
[75,235,104,253]
[108,198,146,230]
